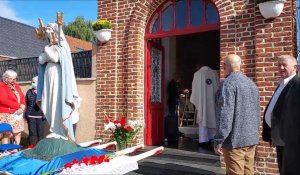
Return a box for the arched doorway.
[144,0,220,146]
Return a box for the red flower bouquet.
[104,116,142,150]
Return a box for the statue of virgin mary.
[36,21,81,142]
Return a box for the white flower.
[127,120,143,129]
[104,122,116,132]
[115,123,121,127]
[59,163,90,175]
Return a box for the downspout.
[115,1,119,120]
[291,0,296,57]
[294,0,300,77]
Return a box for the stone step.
[126,172,144,175]
[126,147,226,175]
[150,151,219,166]
[158,147,220,160]
[134,161,225,175]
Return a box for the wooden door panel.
[145,41,164,145]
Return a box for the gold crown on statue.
[34,12,64,40]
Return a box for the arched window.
[146,0,219,39]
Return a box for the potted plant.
[255,0,286,19]
[92,19,112,42]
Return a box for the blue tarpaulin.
[0,148,110,175]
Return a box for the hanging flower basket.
[92,19,112,42]
[94,29,112,43]
[257,0,285,19]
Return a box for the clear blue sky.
[0,0,97,27]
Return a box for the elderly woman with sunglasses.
[0,69,26,144]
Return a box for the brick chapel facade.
[95,0,296,174]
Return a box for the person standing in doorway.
[167,73,181,119]
[190,65,219,145]
[25,76,45,145]
[213,54,260,175]
[262,55,299,174]
[166,73,185,141]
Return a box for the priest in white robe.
[190,66,219,143]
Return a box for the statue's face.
[45,26,54,39]
[45,25,58,45]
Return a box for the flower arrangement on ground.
[41,154,112,175]
[92,19,112,31]
[104,116,143,150]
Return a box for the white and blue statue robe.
[37,39,80,142]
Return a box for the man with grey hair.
[214,54,260,175]
[280,59,300,175]
[262,55,299,173]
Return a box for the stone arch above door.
[142,0,236,77]
[144,0,236,30]
[145,0,220,39]
[123,0,236,41]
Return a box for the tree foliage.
[63,16,95,42]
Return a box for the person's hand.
[16,108,24,115]
[214,147,223,156]
[179,94,185,97]
[20,104,25,111]
[183,89,189,94]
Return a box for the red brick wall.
[95,0,149,144]
[96,0,296,174]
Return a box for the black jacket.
[167,79,180,105]
[25,89,43,117]
[281,77,300,175]
[262,76,299,146]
